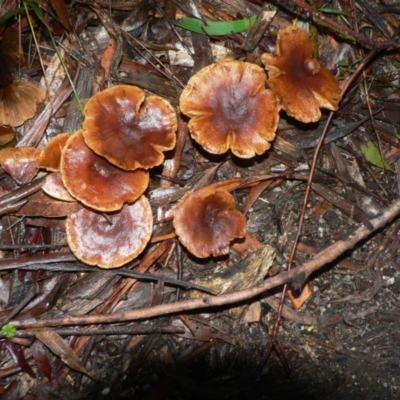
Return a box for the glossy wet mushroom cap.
[173,188,247,258]
[60,130,149,211]
[261,25,341,123]
[180,59,280,158]
[38,133,71,171]
[82,85,177,170]
[66,196,153,268]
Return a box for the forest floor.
[1,0,400,399]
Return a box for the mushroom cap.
[0,80,46,127]
[66,196,153,268]
[42,171,76,202]
[0,146,41,185]
[180,59,280,158]
[261,25,341,123]
[82,85,177,170]
[60,130,149,211]
[173,188,246,258]
[38,133,71,171]
[0,126,15,146]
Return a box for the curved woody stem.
[266,44,387,360]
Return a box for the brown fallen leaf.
[16,190,81,218]
[30,328,96,381]
[50,0,71,30]
[287,282,313,310]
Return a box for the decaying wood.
[190,244,275,297]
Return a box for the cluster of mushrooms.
[0,26,341,268]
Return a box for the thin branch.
[272,0,398,50]
[10,195,400,329]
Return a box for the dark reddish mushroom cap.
[261,25,341,123]
[38,133,71,171]
[173,187,246,258]
[0,80,46,127]
[0,146,42,184]
[180,59,280,158]
[82,85,177,170]
[60,130,149,211]
[66,196,153,268]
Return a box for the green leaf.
[29,1,45,22]
[175,16,257,36]
[0,6,25,26]
[2,323,17,338]
[360,141,394,171]
[317,8,347,15]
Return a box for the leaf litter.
[0,1,400,399]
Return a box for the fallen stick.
[10,196,400,329]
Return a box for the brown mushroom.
[60,130,149,211]
[38,133,71,171]
[42,172,76,202]
[0,125,15,146]
[0,146,42,184]
[66,196,153,268]
[173,187,246,258]
[0,22,46,127]
[261,25,341,123]
[179,59,280,158]
[0,80,46,127]
[82,85,177,170]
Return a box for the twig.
[0,177,44,211]
[0,285,38,327]
[9,195,400,329]
[0,253,216,294]
[272,0,398,50]
[267,42,385,353]
[11,325,185,337]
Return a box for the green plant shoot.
[175,16,257,35]
[0,7,25,26]
[317,8,348,15]
[2,323,17,338]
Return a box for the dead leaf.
[31,340,52,380]
[287,282,313,310]
[16,190,81,217]
[50,0,71,30]
[1,339,36,378]
[30,328,96,380]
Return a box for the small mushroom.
[82,85,177,170]
[173,187,246,258]
[0,146,42,184]
[60,130,149,211]
[180,59,280,158]
[0,80,46,127]
[261,25,341,123]
[42,172,76,202]
[39,134,75,202]
[38,133,71,171]
[66,196,153,268]
[0,126,15,146]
